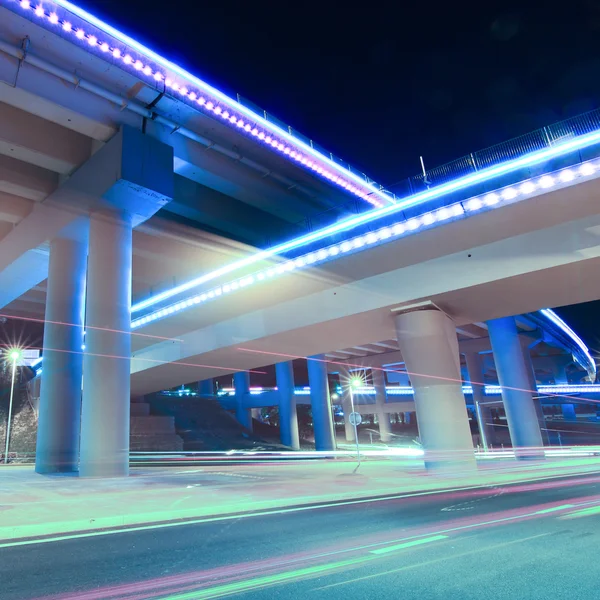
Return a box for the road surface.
[2,470,600,599]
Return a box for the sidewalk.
[1,456,599,542]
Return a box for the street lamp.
[348,375,364,465]
[4,348,22,464]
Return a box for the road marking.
[369,534,448,554]
[535,504,574,515]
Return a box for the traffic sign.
[349,412,362,426]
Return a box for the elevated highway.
[1,0,599,475]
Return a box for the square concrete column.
[197,379,214,396]
[36,231,88,473]
[488,317,544,459]
[307,355,335,451]
[233,371,252,430]
[372,368,392,443]
[79,212,132,477]
[553,362,576,421]
[394,308,476,471]
[276,361,300,450]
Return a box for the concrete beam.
[169,175,300,246]
[0,191,33,223]
[0,102,92,174]
[0,154,58,201]
[0,53,120,142]
[0,127,173,308]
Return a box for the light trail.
[26,480,600,600]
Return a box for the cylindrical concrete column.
[36,235,87,473]
[276,361,299,449]
[198,379,213,396]
[307,355,335,451]
[372,369,392,443]
[394,309,475,470]
[521,344,549,444]
[233,371,252,430]
[464,352,496,448]
[487,317,544,458]
[80,212,132,478]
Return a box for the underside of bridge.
[1,1,599,476]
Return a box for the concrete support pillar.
[35,235,87,473]
[197,379,214,396]
[276,361,299,450]
[394,308,476,470]
[487,317,544,458]
[562,403,577,421]
[521,342,549,444]
[372,369,392,443]
[80,212,133,477]
[307,355,335,451]
[233,371,252,430]
[464,352,496,448]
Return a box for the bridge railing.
[252,105,600,247]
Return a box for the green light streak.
[534,504,574,515]
[560,504,600,519]
[369,535,448,554]
[156,556,370,600]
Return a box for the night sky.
[78,1,600,350]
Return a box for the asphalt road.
[2,470,600,600]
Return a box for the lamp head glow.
[331,392,340,401]
[350,376,363,389]
[5,348,22,363]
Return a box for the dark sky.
[81,0,600,350]
[84,0,600,184]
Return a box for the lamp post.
[4,349,21,464]
[349,376,363,466]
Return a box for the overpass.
[1,0,599,476]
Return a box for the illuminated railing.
[281,108,600,239]
[161,383,600,399]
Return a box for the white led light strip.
[540,308,595,376]
[131,160,599,329]
[16,0,390,208]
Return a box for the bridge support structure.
[394,307,476,471]
[488,316,544,459]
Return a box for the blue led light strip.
[131,160,599,328]
[163,383,600,397]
